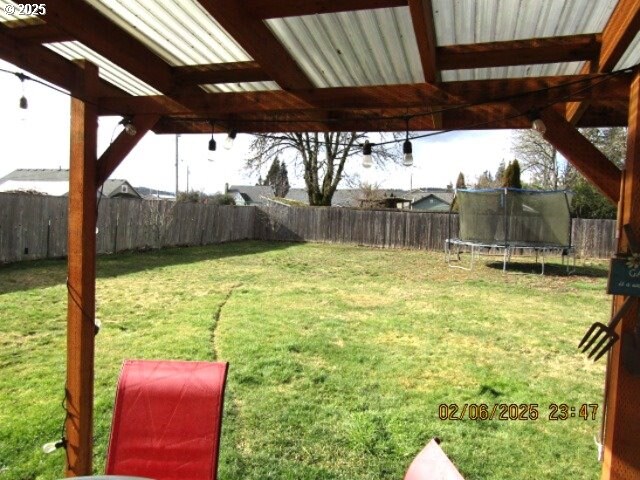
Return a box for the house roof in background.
[228,185,456,207]
[0,169,141,198]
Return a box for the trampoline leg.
[503,247,508,273]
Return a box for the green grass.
[0,241,610,480]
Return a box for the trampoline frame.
[446,188,575,274]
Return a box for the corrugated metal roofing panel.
[442,61,586,81]
[45,41,161,96]
[85,0,251,66]
[0,0,45,26]
[433,0,618,46]
[266,7,424,88]
[616,31,640,71]
[200,82,281,93]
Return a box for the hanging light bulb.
[362,140,373,168]
[531,118,546,134]
[402,116,413,166]
[208,121,217,160]
[119,117,137,136]
[17,72,28,111]
[403,139,413,167]
[42,439,66,454]
[224,131,237,150]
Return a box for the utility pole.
[175,134,180,198]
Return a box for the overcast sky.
[0,59,515,194]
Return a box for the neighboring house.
[134,186,176,200]
[0,169,142,199]
[227,184,454,210]
[226,185,275,205]
[411,190,455,212]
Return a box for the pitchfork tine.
[579,323,602,349]
[587,334,614,359]
[580,326,606,352]
[593,336,619,361]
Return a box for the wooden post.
[65,60,99,477]
[602,67,640,480]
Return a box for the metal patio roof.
[0,0,639,133]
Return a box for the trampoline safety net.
[456,189,572,247]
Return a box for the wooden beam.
[100,73,631,117]
[408,0,439,83]
[540,108,621,203]
[198,0,314,90]
[599,0,640,72]
[601,67,640,480]
[438,34,601,70]
[244,0,407,19]
[0,24,126,99]
[173,62,271,86]
[65,60,99,477]
[2,21,72,43]
[25,0,174,93]
[567,0,640,124]
[96,115,160,186]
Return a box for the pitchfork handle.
[609,296,636,329]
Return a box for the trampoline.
[445,188,575,274]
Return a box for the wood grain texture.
[601,67,640,480]
[541,108,621,203]
[65,60,99,477]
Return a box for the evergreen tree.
[274,160,290,198]
[264,158,281,187]
[502,160,522,189]
[455,172,466,189]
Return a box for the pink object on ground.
[106,360,228,480]
[404,438,466,480]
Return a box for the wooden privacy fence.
[0,193,617,263]
[0,193,254,263]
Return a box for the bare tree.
[512,129,563,189]
[245,132,399,206]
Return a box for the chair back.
[404,438,465,480]
[106,360,228,480]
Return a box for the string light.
[532,118,546,134]
[42,439,66,454]
[224,131,237,150]
[403,140,413,167]
[403,117,413,167]
[16,72,28,110]
[208,122,217,153]
[362,140,373,168]
[118,117,137,136]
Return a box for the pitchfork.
[579,296,636,361]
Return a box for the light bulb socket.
[19,96,28,110]
[209,136,217,152]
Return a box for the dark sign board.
[608,257,640,297]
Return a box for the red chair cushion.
[404,439,465,480]
[106,360,228,480]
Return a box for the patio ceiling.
[0,0,639,133]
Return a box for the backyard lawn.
[0,241,609,480]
